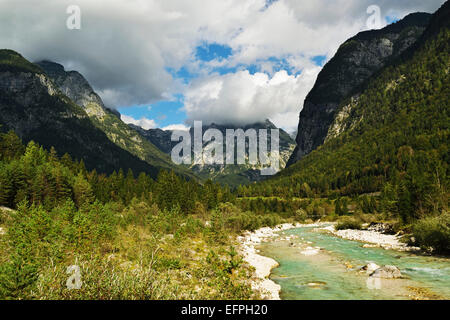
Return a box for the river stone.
[306,281,327,288]
[370,265,402,279]
[361,262,380,273]
[300,247,320,256]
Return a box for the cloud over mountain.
[183,68,321,131]
[0,0,445,129]
[121,115,157,130]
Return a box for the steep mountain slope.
[288,12,432,166]
[35,60,194,178]
[248,2,449,221]
[0,50,158,176]
[132,120,296,186]
[129,125,173,154]
[35,60,117,117]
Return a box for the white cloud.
[161,124,190,131]
[270,111,301,134]
[184,67,321,130]
[0,0,445,126]
[120,115,157,130]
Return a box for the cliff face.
[0,50,158,175]
[35,61,105,110]
[266,1,449,202]
[35,60,194,178]
[129,125,174,154]
[132,120,296,186]
[287,12,431,166]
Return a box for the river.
[258,226,450,300]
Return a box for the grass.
[1,193,445,299]
[0,200,276,299]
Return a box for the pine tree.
[48,146,58,164]
[0,131,24,161]
[0,167,12,206]
[73,172,94,208]
[334,198,342,215]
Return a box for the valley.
[0,0,448,302]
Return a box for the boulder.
[361,262,380,273]
[367,222,395,234]
[370,265,402,279]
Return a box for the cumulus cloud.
[0,0,445,128]
[184,67,321,130]
[121,115,157,130]
[161,124,190,131]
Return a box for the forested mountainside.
[0,50,158,176]
[35,60,194,179]
[132,120,295,186]
[244,1,449,224]
[0,130,232,213]
[288,12,432,166]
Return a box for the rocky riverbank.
[315,224,420,252]
[237,223,298,299]
[237,222,328,299]
[238,221,446,300]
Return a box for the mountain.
[249,1,449,221]
[0,49,159,176]
[129,125,173,154]
[287,12,432,166]
[35,60,117,117]
[132,120,296,186]
[33,60,194,179]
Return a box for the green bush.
[412,213,450,254]
[224,211,282,233]
[335,217,363,230]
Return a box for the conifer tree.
[73,172,94,208]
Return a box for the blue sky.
[196,42,233,62]
[119,96,186,129]
[119,42,237,129]
[385,15,400,24]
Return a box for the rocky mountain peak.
[35,60,122,118]
[287,12,431,166]
[131,119,295,185]
[35,60,105,112]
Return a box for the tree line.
[0,130,234,214]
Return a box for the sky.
[0,0,445,132]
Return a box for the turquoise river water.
[258,226,450,300]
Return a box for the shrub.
[412,213,450,254]
[32,257,179,300]
[335,217,363,230]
